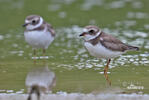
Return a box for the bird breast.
[84,42,124,59]
[24,30,54,49]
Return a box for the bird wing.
[100,32,130,52]
[46,23,56,37]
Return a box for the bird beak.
[79,32,87,37]
[22,23,29,27]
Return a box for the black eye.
[89,30,94,33]
[32,20,36,23]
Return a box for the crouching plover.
[79,25,139,85]
[23,15,55,63]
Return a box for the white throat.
[26,17,43,30]
[84,30,101,41]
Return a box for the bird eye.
[89,30,94,33]
[32,20,36,23]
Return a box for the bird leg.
[33,49,36,64]
[43,49,46,57]
[104,59,111,85]
[43,49,46,64]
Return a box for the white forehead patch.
[25,20,30,23]
[83,28,88,32]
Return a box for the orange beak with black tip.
[79,32,88,37]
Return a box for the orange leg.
[104,59,111,86]
[33,49,36,64]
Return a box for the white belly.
[84,42,124,59]
[24,31,54,49]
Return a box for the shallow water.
[0,0,149,99]
[1,93,149,100]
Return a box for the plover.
[26,66,56,100]
[23,15,55,63]
[79,25,139,85]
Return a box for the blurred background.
[0,0,149,95]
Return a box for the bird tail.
[27,85,40,100]
[127,45,139,51]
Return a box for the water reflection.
[25,66,56,100]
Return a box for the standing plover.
[23,15,55,63]
[79,25,139,85]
